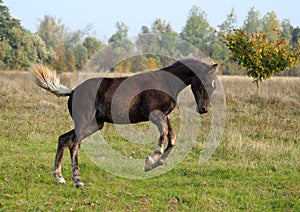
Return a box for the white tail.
[30,64,72,97]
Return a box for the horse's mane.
[161,58,209,71]
[160,61,182,71]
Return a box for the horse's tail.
[30,64,72,97]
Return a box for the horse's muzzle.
[198,107,208,114]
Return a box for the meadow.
[0,71,299,211]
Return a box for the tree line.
[1,1,300,75]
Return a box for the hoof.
[144,156,154,172]
[53,174,66,184]
[144,156,164,172]
[57,177,66,184]
[75,181,84,189]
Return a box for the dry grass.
[217,76,299,169]
[221,75,300,99]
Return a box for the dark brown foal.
[31,58,217,188]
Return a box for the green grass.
[0,72,299,211]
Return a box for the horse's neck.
[166,65,195,85]
[158,66,194,100]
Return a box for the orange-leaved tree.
[222,29,300,91]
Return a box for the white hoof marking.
[55,175,66,184]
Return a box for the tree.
[243,7,262,34]
[218,8,237,34]
[0,0,50,69]
[83,36,103,59]
[2,26,26,68]
[223,30,300,90]
[64,30,85,49]
[0,39,11,67]
[129,55,148,72]
[36,15,96,72]
[108,22,129,43]
[64,30,89,70]
[31,33,55,63]
[108,22,134,72]
[213,8,238,73]
[108,21,134,53]
[36,15,69,71]
[141,25,150,34]
[292,27,300,46]
[262,11,280,41]
[151,18,179,61]
[280,19,293,42]
[136,21,168,54]
[0,0,21,37]
[151,18,176,35]
[180,5,216,55]
[73,44,88,70]
[36,15,65,50]
[136,19,178,69]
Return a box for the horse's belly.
[96,107,148,124]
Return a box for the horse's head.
[191,63,218,114]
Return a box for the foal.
[31,58,217,188]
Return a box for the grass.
[0,71,299,211]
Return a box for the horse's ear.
[209,64,218,74]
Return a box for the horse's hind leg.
[53,129,75,184]
[70,120,104,188]
[69,137,84,188]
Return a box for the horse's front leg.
[53,129,75,184]
[69,138,84,188]
[159,118,176,163]
[145,111,168,171]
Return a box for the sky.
[4,0,300,42]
